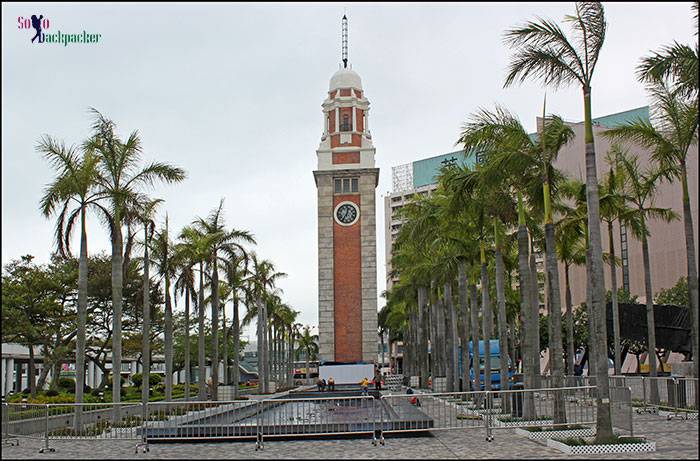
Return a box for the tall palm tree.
[604,80,699,381]
[150,215,177,399]
[222,253,250,397]
[618,151,679,403]
[192,200,255,400]
[178,225,216,400]
[173,242,197,401]
[132,198,161,410]
[503,2,612,439]
[598,147,637,375]
[243,255,286,393]
[555,179,588,376]
[38,138,108,430]
[85,109,185,410]
[295,326,319,385]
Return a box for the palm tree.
[503,2,612,439]
[598,147,637,375]
[243,255,286,393]
[173,242,197,400]
[192,200,255,400]
[178,225,216,400]
[637,3,698,101]
[295,326,319,385]
[604,80,699,381]
[555,179,588,375]
[222,253,250,397]
[85,109,185,410]
[149,215,177,399]
[618,150,679,403]
[133,198,161,410]
[38,138,108,430]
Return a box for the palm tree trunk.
[111,219,124,418]
[544,222,566,423]
[458,263,469,392]
[565,264,575,377]
[469,282,481,391]
[232,292,240,399]
[495,245,510,409]
[198,262,206,400]
[445,282,456,392]
[211,255,220,401]
[184,286,191,401]
[267,322,273,390]
[223,302,229,386]
[641,228,659,404]
[583,86,613,441]
[142,225,151,414]
[481,244,492,392]
[74,207,88,430]
[529,235,541,388]
[608,221,622,375]
[257,299,265,391]
[164,274,173,401]
[517,216,535,418]
[679,162,699,382]
[418,286,429,388]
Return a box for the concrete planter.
[515,427,595,440]
[493,417,553,427]
[658,410,698,420]
[547,438,656,455]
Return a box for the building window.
[334,177,359,194]
[340,114,351,132]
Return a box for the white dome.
[329,67,362,91]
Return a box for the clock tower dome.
[313,15,378,363]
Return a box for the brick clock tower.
[314,16,378,364]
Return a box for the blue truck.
[459,339,514,390]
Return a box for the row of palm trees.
[39,110,313,430]
[382,2,697,443]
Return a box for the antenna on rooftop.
[342,14,348,68]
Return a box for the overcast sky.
[2,2,696,339]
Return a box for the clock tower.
[314,16,378,363]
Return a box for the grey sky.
[2,2,696,339]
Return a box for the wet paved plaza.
[2,412,697,459]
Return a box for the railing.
[608,375,698,418]
[5,381,687,453]
[609,385,633,436]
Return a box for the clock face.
[335,202,359,226]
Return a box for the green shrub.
[44,389,60,397]
[131,373,143,387]
[58,378,75,390]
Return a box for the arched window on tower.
[340,113,351,132]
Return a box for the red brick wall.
[356,109,364,132]
[333,195,362,362]
[340,89,352,97]
[332,151,360,164]
[328,113,335,133]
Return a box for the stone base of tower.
[315,169,379,364]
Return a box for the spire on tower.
[341,14,348,68]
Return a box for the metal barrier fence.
[378,386,597,443]
[6,380,693,453]
[608,375,698,418]
[609,386,633,436]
